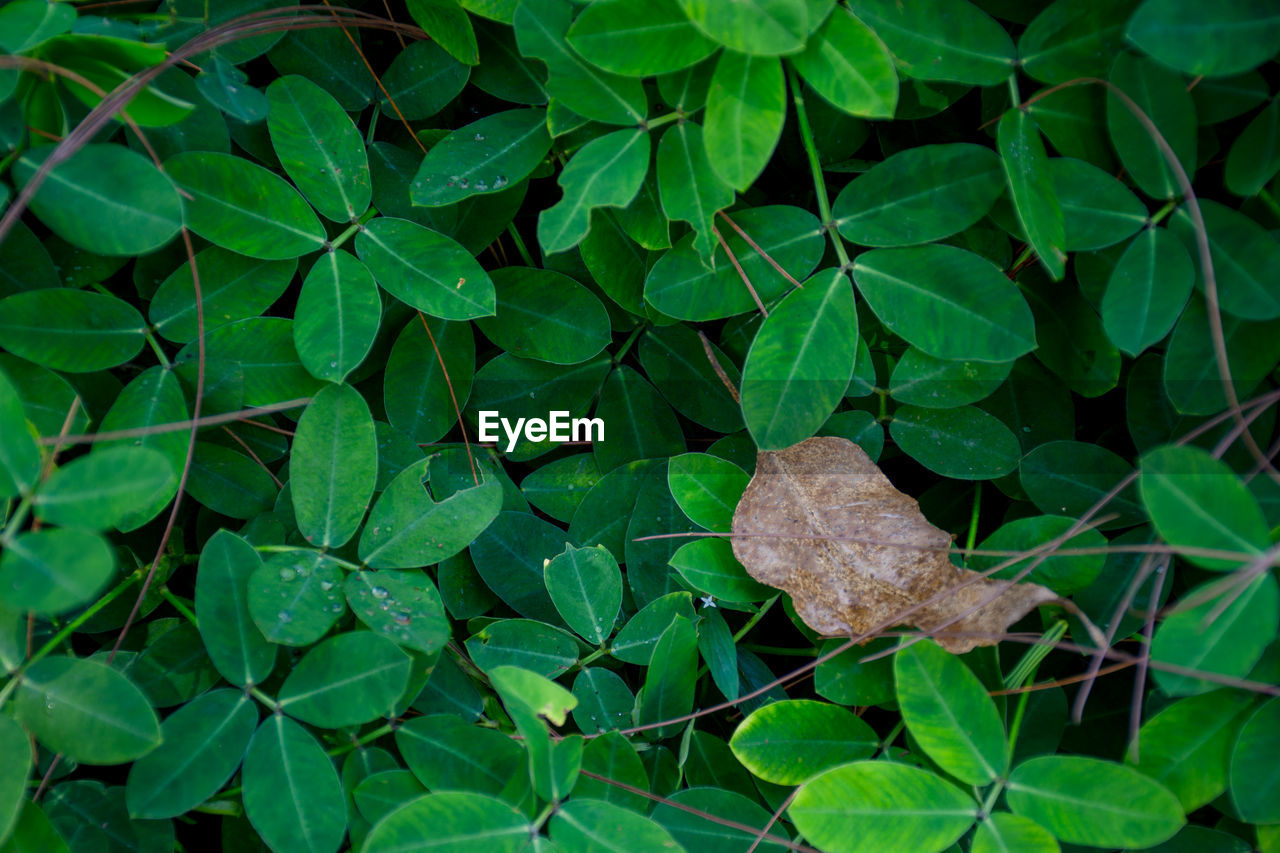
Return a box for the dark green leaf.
[476,267,611,363]
[847,0,1015,85]
[195,529,277,688]
[997,109,1066,279]
[1229,696,1280,822]
[0,528,115,616]
[1106,53,1197,201]
[889,405,1020,479]
[150,246,295,345]
[544,544,622,645]
[1101,226,1193,355]
[1126,0,1280,78]
[357,217,496,320]
[278,631,412,727]
[0,288,145,373]
[294,250,381,383]
[242,715,346,853]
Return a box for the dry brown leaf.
[731,436,1058,653]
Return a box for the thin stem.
[143,328,173,368]
[506,223,536,266]
[965,482,983,554]
[160,588,199,626]
[1148,199,1178,226]
[329,206,379,249]
[251,686,280,711]
[732,595,780,643]
[0,495,32,547]
[875,720,906,758]
[787,66,849,267]
[612,322,648,365]
[642,111,681,132]
[327,723,394,756]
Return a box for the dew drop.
[393,611,412,625]
[459,178,469,188]
[320,580,335,592]
[329,602,344,613]
[279,568,296,582]
[278,610,293,623]
[371,586,390,599]
[473,133,485,141]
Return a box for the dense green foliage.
[1,0,1279,851]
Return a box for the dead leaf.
[731,436,1057,653]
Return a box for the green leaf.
[1161,297,1280,416]
[572,669,637,734]
[544,544,623,645]
[365,791,529,853]
[1126,0,1280,78]
[569,460,659,558]
[833,143,1004,247]
[890,405,1020,480]
[657,121,736,264]
[669,538,772,603]
[124,689,257,819]
[0,0,75,53]
[1126,690,1255,812]
[644,204,824,321]
[384,315,474,445]
[791,7,897,119]
[997,109,1066,279]
[1140,444,1271,571]
[1168,200,1280,322]
[592,366,686,474]
[636,614,698,739]
[895,639,1009,785]
[150,246,296,344]
[1225,98,1280,196]
[741,268,858,450]
[1019,441,1144,528]
[291,384,377,548]
[638,324,744,433]
[0,365,42,499]
[358,458,502,568]
[470,511,569,622]
[396,715,524,796]
[166,151,326,259]
[406,0,479,65]
[521,453,601,522]
[33,446,173,531]
[475,268,611,363]
[0,714,31,841]
[1006,756,1185,849]
[1052,157,1147,251]
[0,288,145,373]
[789,761,977,853]
[888,349,1012,409]
[667,452,750,533]
[551,797,683,853]
[729,699,877,785]
[970,515,1106,594]
[704,53,786,189]
[566,0,717,76]
[356,217,496,320]
[14,144,181,256]
[1229,696,1280,822]
[538,128,650,254]
[185,442,277,519]
[175,316,324,409]
[1106,53,1197,200]
[971,813,1059,853]
[467,619,579,677]
[1151,574,1278,696]
[381,39,469,119]
[266,75,371,222]
[248,551,346,646]
[697,606,740,700]
[674,0,807,56]
[0,528,115,615]
[195,529,277,688]
[278,631,412,728]
[242,715,346,853]
[515,0,647,124]
[14,656,161,764]
[468,354,611,459]
[852,245,1036,362]
[410,108,551,207]
[847,0,1015,85]
[1018,0,1140,84]
[345,569,451,655]
[490,665,581,800]
[294,250,381,383]
[353,771,427,826]
[1101,226,1194,355]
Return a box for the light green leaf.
[267,75,371,222]
[669,538,772,603]
[704,52,786,189]
[667,452,749,533]
[544,544,623,645]
[674,0,807,56]
[895,639,1008,785]
[291,384,377,549]
[125,689,257,819]
[406,0,479,65]
[998,109,1066,279]
[847,0,1015,85]
[1140,444,1270,571]
[566,0,718,76]
[242,715,346,853]
[294,250,381,383]
[364,791,531,853]
[1006,756,1184,849]
[658,122,736,265]
[730,699,878,785]
[166,151,326,259]
[248,551,346,646]
[195,529,277,688]
[14,656,161,764]
[411,108,551,207]
[34,446,173,531]
[357,217,496,320]
[14,144,181,256]
[358,457,503,568]
[791,7,897,118]
[0,528,115,616]
[538,128,649,254]
[852,245,1036,361]
[789,761,977,853]
[0,288,146,373]
[741,268,858,450]
[971,813,1059,853]
[150,246,296,344]
[833,143,1004,247]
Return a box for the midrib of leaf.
[23,155,176,231]
[1154,472,1262,554]
[278,84,357,219]
[133,696,250,808]
[273,720,322,852]
[184,182,322,245]
[523,11,643,123]
[279,656,404,706]
[905,651,997,782]
[855,262,1028,348]
[361,229,488,313]
[836,165,997,227]
[759,282,839,440]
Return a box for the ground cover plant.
[0,0,1279,850]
